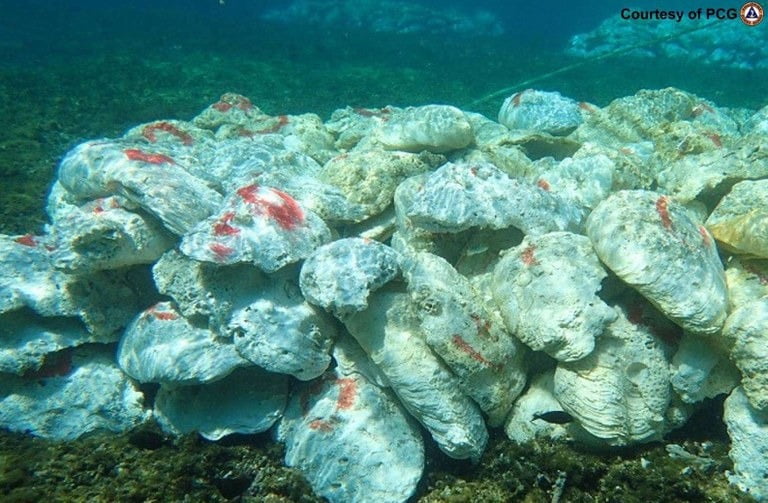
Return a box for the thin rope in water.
[466,19,721,109]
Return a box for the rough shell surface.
[0,345,149,440]
[153,252,336,380]
[498,89,583,135]
[154,367,288,440]
[117,301,246,384]
[227,273,337,381]
[325,106,398,150]
[396,161,581,235]
[252,172,369,223]
[300,238,401,317]
[377,104,473,153]
[345,290,488,460]
[318,149,438,219]
[180,183,331,272]
[0,312,109,375]
[403,252,527,426]
[706,179,768,258]
[587,190,727,335]
[669,334,739,405]
[724,297,768,411]
[1,234,78,317]
[724,387,768,502]
[533,154,615,213]
[278,369,424,503]
[0,236,142,336]
[656,141,768,203]
[57,140,222,235]
[504,371,571,444]
[725,258,768,312]
[198,137,322,192]
[493,232,616,362]
[192,92,267,129]
[554,312,671,446]
[46,195,175,272]
[573,88,699,145]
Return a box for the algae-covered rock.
[319,149,440,219]
[706,179,768,258]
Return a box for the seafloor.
[0,4,764,502]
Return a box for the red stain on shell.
[212,101,232,112]
[143,304,179,321]
[452,335,500,371]
[141,121,194,145]
[537,179,550,191]
[213,212,240,236]
[521,244,539,266]
[209,242,235,261]
[14,234,37,247]
[335,378,357,410]
[236,184,304,230]
[254,115,289,134]
[655,196,673,230]
[699,226,712,246]
[212,94,253,113]
[124,149,175,165]
[308,419,334,432]
[151,308,178,321]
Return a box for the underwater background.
[0,0,765,501]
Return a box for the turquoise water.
[2,1,764,234]
[0,1,764,501]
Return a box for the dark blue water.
[0,0,738,55]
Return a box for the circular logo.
[740,1,764,26]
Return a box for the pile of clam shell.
[2,88,768,502]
